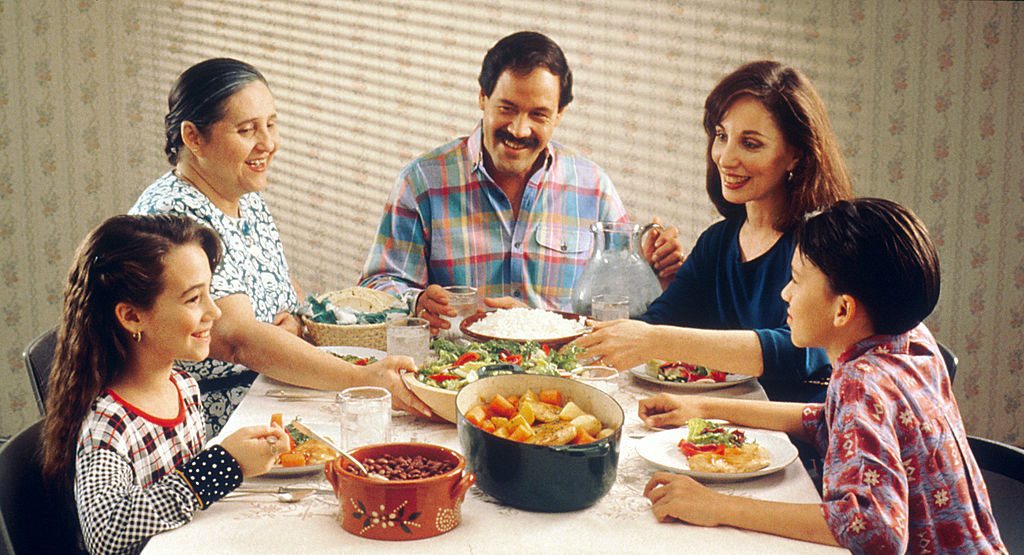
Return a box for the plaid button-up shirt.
[360,123,627,311]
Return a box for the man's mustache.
[495,129,538,150]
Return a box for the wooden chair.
[22,328,57,414]
[968,435,1024,552]
[0,419,82,554]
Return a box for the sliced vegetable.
[454,352,482,366]
[465,405,489,427]
[278,452,307,467]
[488,394,517,418]
[539,389,563,406]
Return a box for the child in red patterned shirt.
[41,215,290,554]
[638,198,1005,554]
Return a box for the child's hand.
[644,472,722,526]
[220,425,292,478]
[638,393,701,428]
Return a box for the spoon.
[275,489,315,503]
[225,488,315,503]
[289,420,388,481]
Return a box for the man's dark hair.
[796,198,940,335]
[478,31,573,109]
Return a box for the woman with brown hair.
[41,214,290,554]
[576,61,853,402]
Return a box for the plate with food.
[460,308,589,348]
[318,345,386,366]
[403,338,585,423]
[266,414,340,477]
[629,360,754,391]
[635,418,798,482]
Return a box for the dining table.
[142,349,848,554]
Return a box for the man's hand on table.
[415,284,456,334]
[642,216,686,289]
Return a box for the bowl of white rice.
[460,308,589,348]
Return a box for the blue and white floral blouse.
[129,171,299,436]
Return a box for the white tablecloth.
[143,371,847,554]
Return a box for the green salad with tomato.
[414,339,583,391]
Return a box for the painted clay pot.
[324,443,475,540]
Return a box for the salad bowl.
[404,339,582,424]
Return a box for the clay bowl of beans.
[324,443,475,541]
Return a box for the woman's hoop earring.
[132,331,142,343]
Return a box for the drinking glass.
[386,316,430,365]
[337,386,391,450]
[575,366,620,394]
[441,286,478,339]
[591,294,630,321]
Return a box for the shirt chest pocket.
[532,224,592,257]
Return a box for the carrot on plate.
[278,452,306,467]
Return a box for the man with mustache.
[361,31,683,329]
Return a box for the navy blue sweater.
[640,217,830,402]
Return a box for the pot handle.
[450,472,477,502]
[324,460,344,497]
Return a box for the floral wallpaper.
[1,0,1021,447]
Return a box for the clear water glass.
[386,316,430,365]
[575,366,620,394]
[441,285,478,339]
[591,294,630,321]
[338,386,391,451]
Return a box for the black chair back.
[968,435,1024,552]
[22,328,57,414]
[0,419,82,554]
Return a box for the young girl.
[41,214,290,554]
[639,199,1005,554]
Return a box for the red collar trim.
[106,375,186,427]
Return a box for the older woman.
[576,61,853,402]
[130,58,428,435]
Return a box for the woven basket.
[303,287,405,350]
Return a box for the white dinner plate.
[317,345,387,361]
[628,364,754,391]
[265,419,339,477]
[635,425,799,482]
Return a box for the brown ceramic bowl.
[324,443,475,541]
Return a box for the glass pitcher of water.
[571,221,664,318]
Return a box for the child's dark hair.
[796,198,940,335]
[42,214,221,486]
